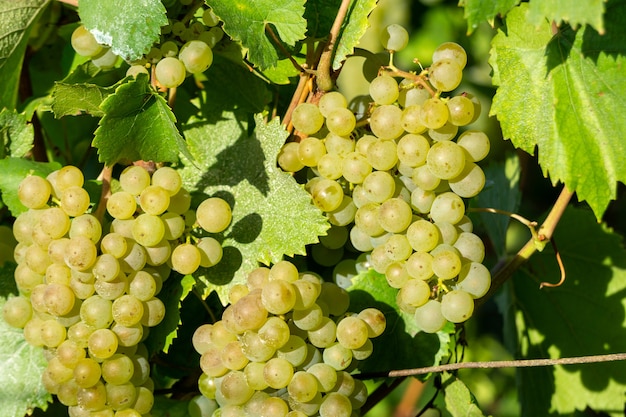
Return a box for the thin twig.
[265,25,305,73]
[469,207,537,230]
[539,238,566,288]
[382,67,436,97]
[93,165,113,223]
[358,352,626,379]
[316,0,352,91]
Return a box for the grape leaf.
[472,153,521,258]
[78,0,167,61]
[209,0,307,69]
[0,158,61,217]
[442,372,486,417]
[93,74,191,166]
[0,109,34,158]
[528,0,605,34]
[332,0,377,70]
[143,275,195,356]
[348,269,452,373]
[0,0,50,109]
[459,0,520,33]
[152,396,190,417]
[181,115,329,304]
[303,0,341,38]
[490,2,626,219]
[504,207,626,416]
[0,264,51,417]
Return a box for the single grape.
[91,48,118,69]
[325,108,356,137]
[367,139,398,171]
[318,91,348,117]
[291,103,324,135]
[196,197,232,233]
[413,299,447,333]
[298,137,326,167]
[279,142,305,172]
[18,175,51,209]
[179,40,214,73]
[430,192,465,224]
[429,59,463,92]
[309,178,344,212]
[432,42,467,69]
[60,186,91,217]
[197,237,223,267]
[456,130,490,162]
[440,289,474,323]
[380,24,409,52]
[447,95,475,126]
[456,262,491,298]
[342,152,372,184]
[369,74,400,105]
[319,392,352,417]
[119,166,151,195]
[362,171,396,203]
[155,57,186,88]
[397,134,430,167]
[71,26,103,57]
[151,166,182,196]
[171,243,201,275]
[378,198,413,233]
[369,105,404,140]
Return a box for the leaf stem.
[358,352,626,379]
[265,25,305,73]
[316,0,352,91]
[382,67,436,97]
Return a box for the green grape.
[429,121,458,142]
[92,48,118,69]
[258,316,290,349]
[322,342,352,370]
[401,105,428,134]
[319,91,348,117]
[44,282,76,316]
[120,240,147,273]
[432,42,467,69]
[419,98,449,129]
[411,165,441,191]
[94,273,128,300]
[316,153,344,180]
[456,215,474,233]
[399,85,431,108]
[263,357,294,389]
[240,330,276,362]
[2,295,32,328]
[144,239,172,266]
[202,8,220,26]
[453,231,485,263]
[133,386,155,414]
[179,40,213,73]
[220,340,249,371]
[111,322,143,347]
[318,282,350,316]
[150,167,182,197]
[456,262,491,298]
[39,209,70,241]
[168,187,192,215]
[397,134,430,167]
[65,236,98,272]
[354,203,384,237]
[199,26,224,48]
[369,105,404,140]
[155,57,186,88]
[430,192,465,224]
[413,299,447,333]
[325,108,356,137]
[270,260,299,282]
[80,295,113,329]
[88,328,118,359]
[71,26,103,57]
[112,294,144,326]
[426,139,466,182]
[362,171,395,203]
[357,308,386,337]
[61,186,91,217]
[25,244,51,275]
[288,393,322,416]
[440,289,474,323]
[309,178,344,212]
[261,279,296,314]
[293,277,322,309]
[288,371,319,403]
[406,219,440,252]
[101,354,135,385]
[170,243,201,275]
[92,254,120,283]
[447,95,475,126]
[292,303,324,331]
[279,142,305,172]
[319,392,352,417]
[380,24,409,52]
[292,103,324,135]
[305,363,336,393]
[336,316,369,349]
[328,195,357,227]
[456,130,490,162]
[139,185,170,215]
[68,215,102,245]
[341,152,372,184]
[72,358,102,389]
[384,262,410,288]
[196,197,232,233]
[242,362,268,392]
[298,137,326,167]
[398,279,430,308]
[160,212,184,241]
[431,246,462,280]
[40,318,67,347]
[434,221,458,245]
[378,198,413,233]
[277,335,308,366]
[56,166,85,191]
[131,214,165,247]
[429,59,462,92]
[106,382,137,410]
[369,74,399,105]
[18,175,51,209]
[126,65,149,78]
[200,347,228,377]
[230,291,268,331]
[119,166,150,195]
[367,138,398,171]
[160,40,179,58]
[141,297,166,327]
[197,237,223,267]
[325,133,355,157]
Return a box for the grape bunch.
[280,30,492,333]
[192,260,386,417]
[3,164,231,416]
[71,2,224,88]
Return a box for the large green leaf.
[78,0,167,61]
[442,372,486,417]
[0,264,51,416]
[0,158,61,217]
[0,0,51,109]
[527,0,605,34]
[331,0,378,70]
[490,2,626,219]
[181,115,329,304]
[209,0,307,69]
[348,269,452,373]
[92,74,191,166]
[504,207,626,416]
[459,0,520,33]
[0,109,34,158]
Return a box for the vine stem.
[316,0,352,91]
[358,352,626,379]
[477,186,574,305]
[93,165,113,223]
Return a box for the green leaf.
[442,372,486,417]
[143,274,195,356]
[303,0,340,38]
[93,74,191,166]
[472,153,521,258]
[348,269,452,373]
[260,58,302,85]
[78,0,167,61]
[332,0,378,70]
[0,158,61,217]
[152,396,190,417]
[507,207,626,416]
[490,2,626,219]
[51,62,124,118]
[0,109,34,158]
[181,115,329,304]
[459,0,520,33]
[528,0,605,34]
[0,264,51,416]
[209,0,307,69]
[0,0,51,109]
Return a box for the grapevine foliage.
[0,0,625,416]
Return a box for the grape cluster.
[71,2,223,88]
[281,34,492,333]
[192,260,386,417]
[3,164,231,416]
